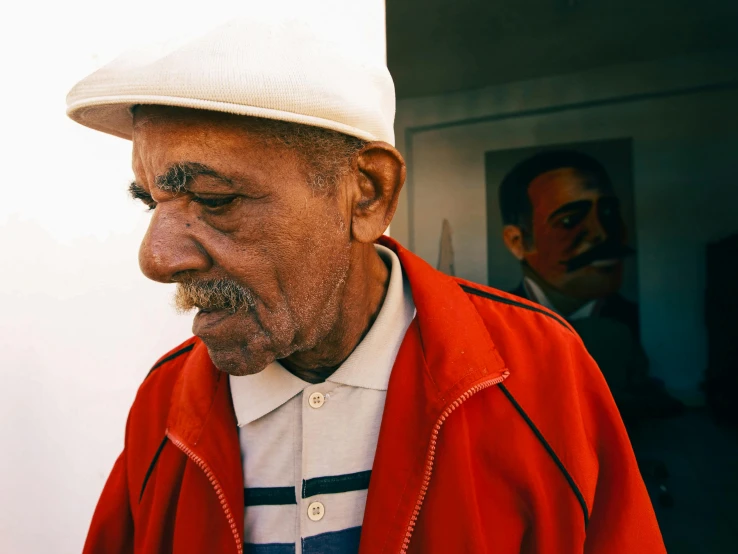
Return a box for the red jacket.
[84,237,666,553]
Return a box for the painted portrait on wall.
[497,145,636,326]
[486,139,682,423]
[485,138,638,318]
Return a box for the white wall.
[0,7,206,553]
[0,2,388,553]
[392,51,738,401]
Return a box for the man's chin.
[202,342,274,377]
[190,309,264,375]
[193,308,238,339]
[561,272,624,300]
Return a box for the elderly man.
[68,17,665,554]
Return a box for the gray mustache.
[174,278,256,314]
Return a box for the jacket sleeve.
[82,449,134,554]
[578,346,667,553]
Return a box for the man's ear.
[350,142,406,243]
[503,225,528,260]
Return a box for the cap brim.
[67,95,382,143]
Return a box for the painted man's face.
[523,167,631,300]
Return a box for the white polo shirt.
[229,245,416,554]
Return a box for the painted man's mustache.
[563,242,635,273]
[174,278,256,314]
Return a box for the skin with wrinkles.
[131,106,405,382]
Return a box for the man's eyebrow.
[128,181,152,200]
[547,200,593,223]
[154,162,234,193]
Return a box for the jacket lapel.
[360,237,509,553]
[166,341,245,546]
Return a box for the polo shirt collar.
[229,360,308,427]
[327,245,415,391]
[230,244,415,427]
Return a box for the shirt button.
[308,392,325,409]
[307,501,325,521]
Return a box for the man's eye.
[557,212,587,229]
[192,195,237,209]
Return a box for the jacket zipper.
[400,371,510,553]
[167,431,243,554]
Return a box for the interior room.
[386,1,738,552]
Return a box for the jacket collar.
[378,235,508,401]
[166,341,228,447]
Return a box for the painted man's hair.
[498,150,612,235]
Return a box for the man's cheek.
[532,231,567,267]
[550,229,583,259]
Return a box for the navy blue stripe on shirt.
[302,527,362,554]
[243,543,295,554]
[302,471,372,498]
[244,486,297,506]
[247,471,372,505]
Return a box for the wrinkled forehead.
[528,167,614,214]
[133,108,239,173]
[130,106,303,187]
[132,105,256,137]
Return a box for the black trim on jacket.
[459,284,571,331]
[498,383,590,527]
[139,436,169,502]
[147,343,195,378]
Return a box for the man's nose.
[138,207,211,283]
[583,208,607,245]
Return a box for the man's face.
[131,108,353,376]
[523,167,629,300]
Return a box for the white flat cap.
[66,15,395,144]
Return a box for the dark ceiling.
[386,0,738,99]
